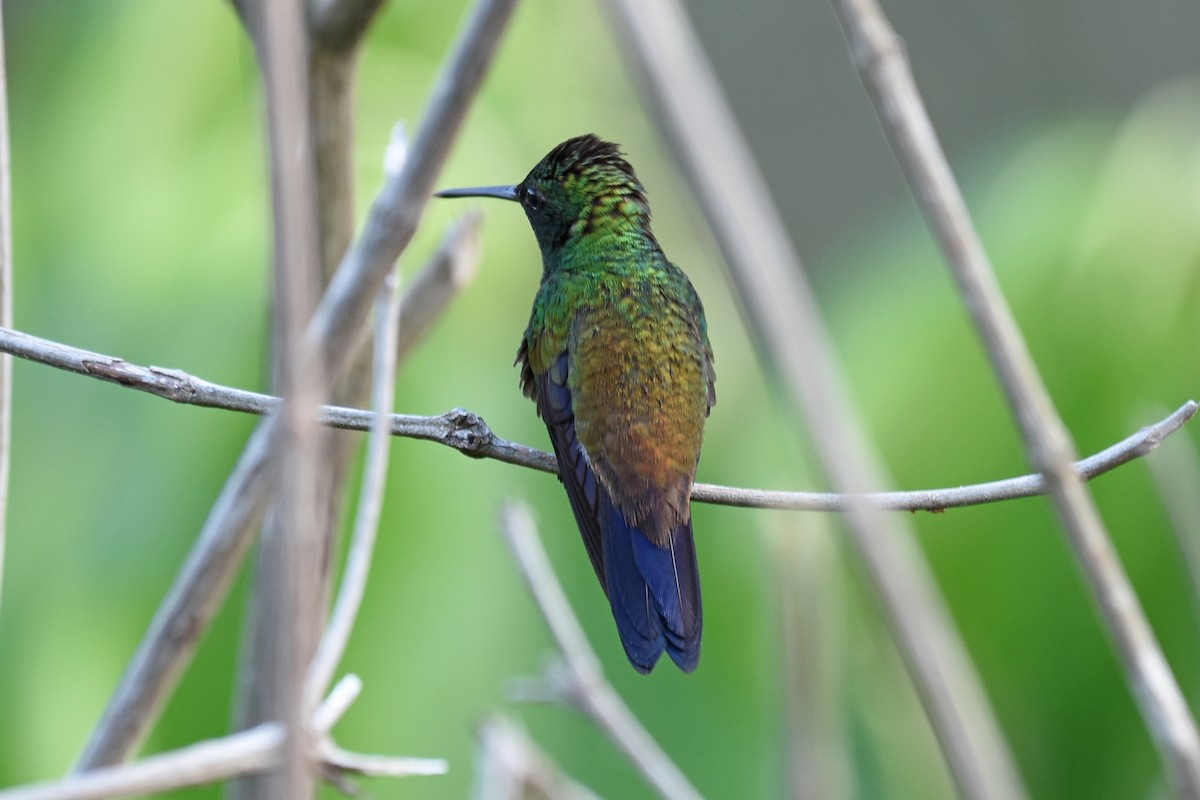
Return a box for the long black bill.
[434,184,519,201]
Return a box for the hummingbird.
[437,135,715,673]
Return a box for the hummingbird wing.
[530,351,607,587]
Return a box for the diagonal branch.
[306,267,403,701]
[497,501,701,800]
[0,326,1192,515]
[603,2,1026,796]
[474,715,602,800]
[829,0,1200,792]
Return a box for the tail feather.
[601,496,703,673]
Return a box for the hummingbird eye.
[522,185,541,210]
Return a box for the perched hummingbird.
[437,135,715,673]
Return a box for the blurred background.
[1,0,1198,797]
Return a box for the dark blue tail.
[600,495,702,673]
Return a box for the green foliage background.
[0,2,1198,798]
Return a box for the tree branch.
[829,0,1200,792]
[497,501,702,800]
[71,0,518,769]
[0,326,1192,515]
[474,715,602,800]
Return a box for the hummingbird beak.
[434,184,519,201]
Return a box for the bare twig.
[0,675,444,800]
[474,715,602,800]
[0,326,1192,515]
[829,0,1200,792]
[320,744,448,780]
[0,3,13,618]
[603,2,1026,796]
[497,501,702,800]
[73,0,518,769]
[307,267,403,701]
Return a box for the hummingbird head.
[436,134,653,255]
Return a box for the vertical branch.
[240,0,327,796]
[308,10,374,423]
[230,3,348,793]
[602,2,1027,798]
[0,4,12,617]
[828,0,1200,793]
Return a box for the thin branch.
[0,326,1192,514]
[307,267,403,701]
[829,0,1200,792]
[0,2,13,619]
[0,676,444,800]
[497,501,702,800]
[602,3,1026,795]
[474,715,602,800]
[72,0,518,769]
[319,744,448,779]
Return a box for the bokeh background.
[1,0,1199,797]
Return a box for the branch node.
[442,406,495,456]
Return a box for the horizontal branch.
[0,326,1193,514]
